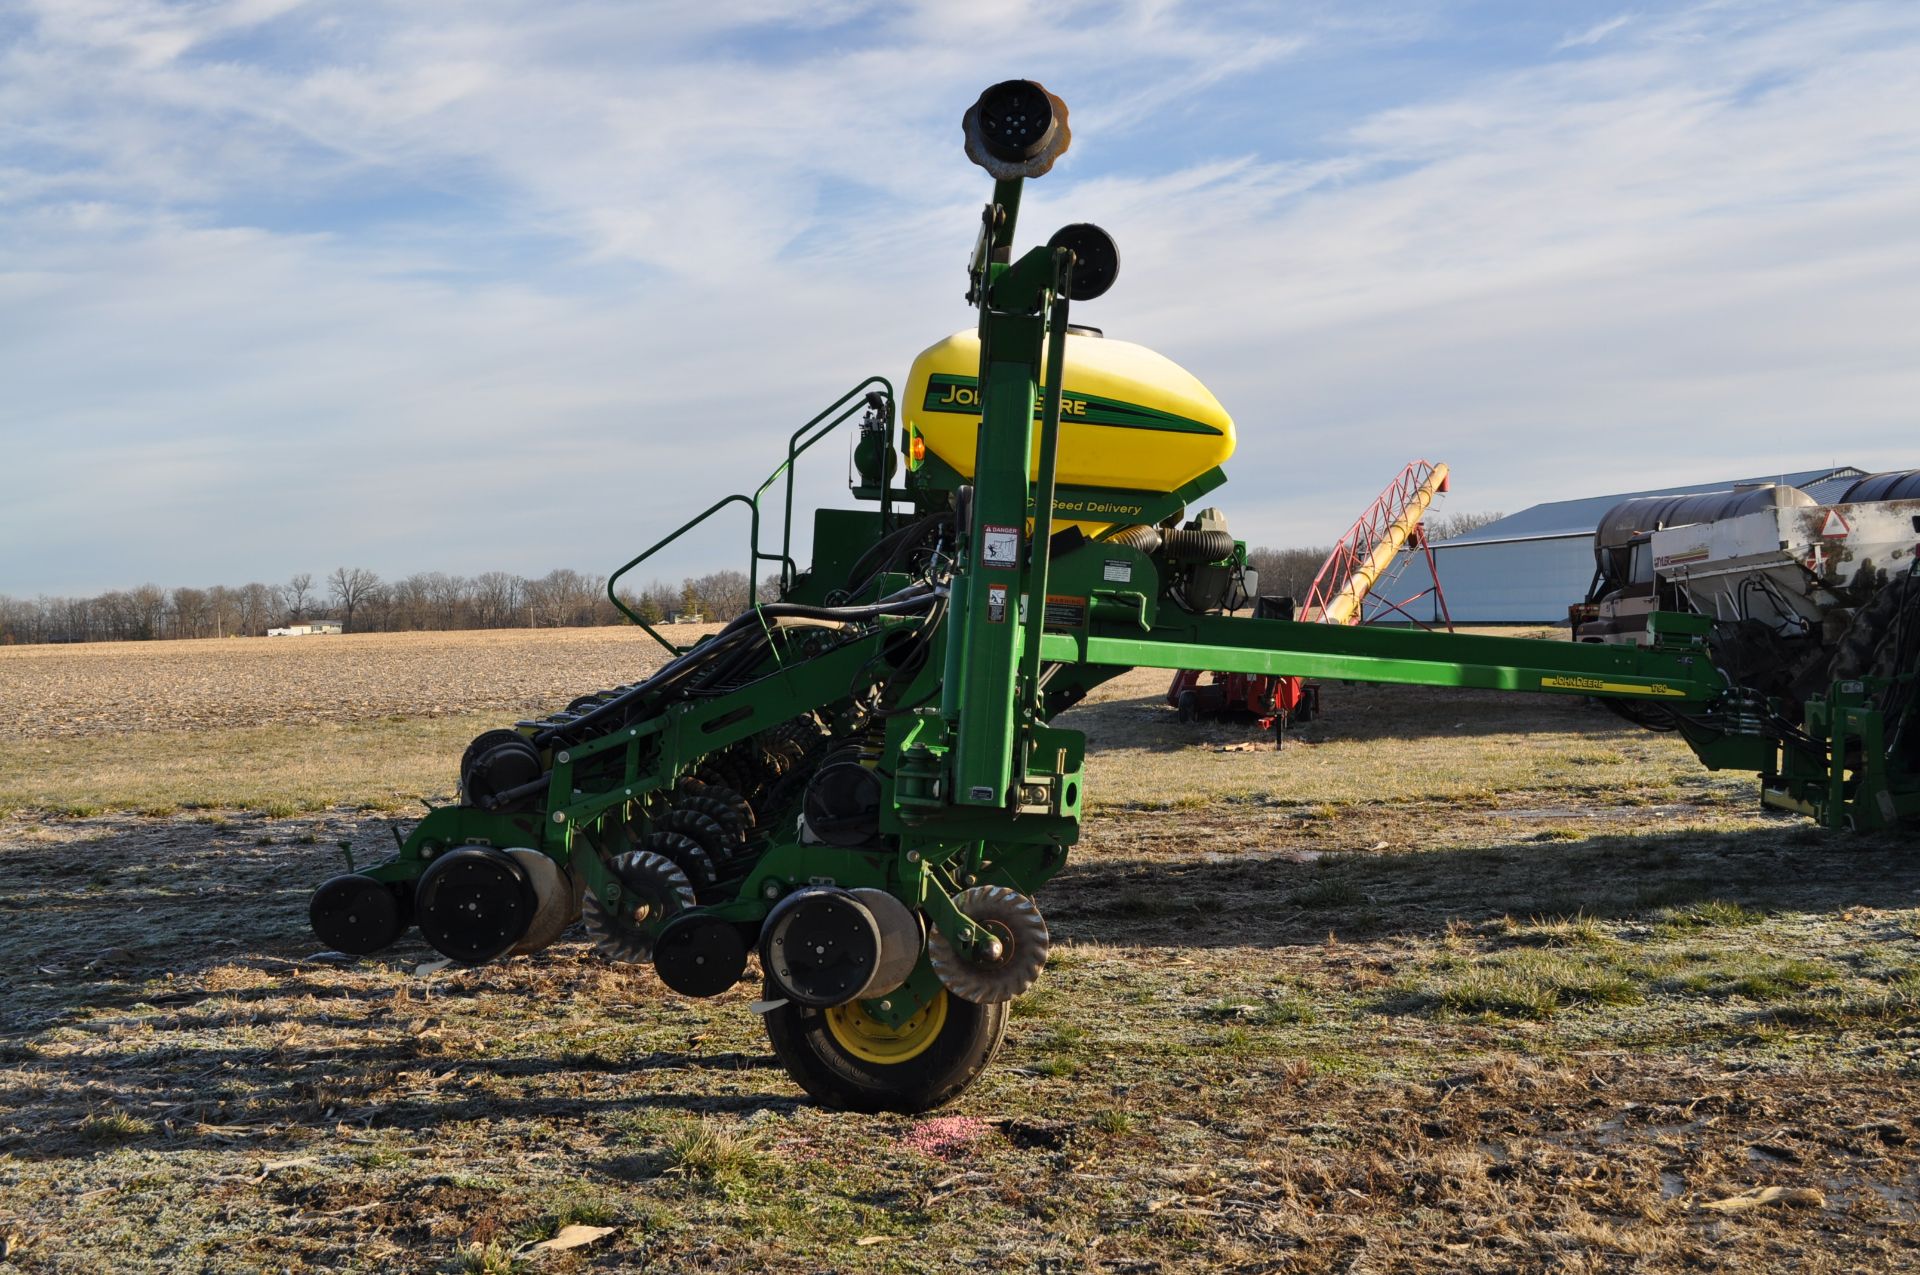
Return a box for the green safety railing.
[607,377,897,655]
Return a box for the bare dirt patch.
[0,625,718,740]
[0,626,720,816]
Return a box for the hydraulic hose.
[533,588,941,746]
[841,513,954,602]
[851,593,950,718]
[531,626,760,746]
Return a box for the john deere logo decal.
[1540,675,1686,698]
[923,374,1222,436]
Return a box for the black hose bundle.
[849,592,950,718]
[840,512,954,602]
[1161,527,1236,564]
[533,588,940,748]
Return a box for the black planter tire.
[761,979,1007,1113]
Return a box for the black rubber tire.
[762,979,1007,1113]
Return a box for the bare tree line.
[0,567,761,645]
[1244,545,1337,602]
[1243,512,1502,604]
[1,514,1501,645]
[1423,510,1507,542]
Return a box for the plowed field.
[0,626,718,739]
[1,629,1916,1272]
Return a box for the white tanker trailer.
[1579,470,1920,716]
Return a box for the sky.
[2,0,1917,596]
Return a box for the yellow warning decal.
[1540,675,1688,697]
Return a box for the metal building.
[1396,467,1867,623]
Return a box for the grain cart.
[309,81,1920,1111]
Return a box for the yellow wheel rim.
[824,991,949,1065]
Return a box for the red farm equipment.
[1168,460,1453,743]
[1168,657,1319,730]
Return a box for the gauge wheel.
[761,979,1007,1113]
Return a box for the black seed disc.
[654,914,750,998]
[309,873,405,955]
[763,888,882,1008]
[414,845,535,965]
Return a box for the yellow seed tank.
[904,330,1236,535]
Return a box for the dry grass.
[0,624,719,816]
[1,631,1917,1272]
[0,642,1727,821]
[0,623,719,740]
[1074,663,1731,812]
[0,713,485,817]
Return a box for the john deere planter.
[312,79,1920,1111]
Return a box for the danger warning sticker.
[986,584,1009,623]
[1044,595,1087,631]
[982,524,1020,568]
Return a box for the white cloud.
[1556,13,1634,52]
[1,1,1917,594]
[1066,2,1920,545]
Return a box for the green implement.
[310,79,1918,1111]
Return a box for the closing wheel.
[581,850,696,964]
[639,829,717,893]
[679,778,755,836]
[655,808,735,867]
[670,792,750,854]
[926,885,1050,1004]
[763,980,1006,1113]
